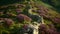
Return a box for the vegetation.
[0,0,60,34]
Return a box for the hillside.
[0,0,60,34]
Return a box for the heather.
[0,0,60,34]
